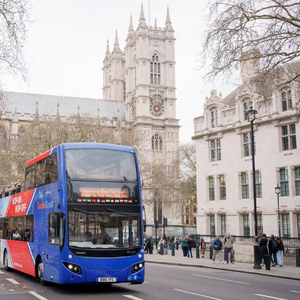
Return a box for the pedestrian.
[276,237,284,267]
[200,238,206,258]
[144,236,152,254]
[180,236,188,258]
[259,233,268,267]
[268,234,278,266]
[187,235,193,258]
[222,232,235,264]
[211,235,223,264]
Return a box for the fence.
[191,235,300,255]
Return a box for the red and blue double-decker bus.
[0,143,144,285]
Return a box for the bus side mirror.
[52,214,60,229]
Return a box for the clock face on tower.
[150,99,164,117]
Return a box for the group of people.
[212,232,235,264]
[0,182,22,198]
[259,234,284,267]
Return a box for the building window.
[211,138,221,161]
[0,127,6,150]
[281,124,297,151]
[211,109,218,128]
[241,172,249,199]
[243,102,249,121]
[219,175,226,200]
[255,170,262,198]
[257,214,263,237]
[153,198,162,224]
[280,168,289,196]
[295,167,300,196]
[210,215,215,236]
[281,90,292,112]
[221,215,226,236]
[123,81,126,102]
[150,54,161,85]
[243,132,255,157]
[193,217,197,225]
[243,214,250,237]
[282,213,291,238]
[297,215,300,238]
[151,134,162,151]
[208,176,215,201]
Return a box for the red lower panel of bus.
[7,241,35,276]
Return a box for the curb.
[145,260,300,281]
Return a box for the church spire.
[138,3,147,28]
[113,30,122,53]
[106,39,110,54]
[128,15,134,34]
[165,6,173,31]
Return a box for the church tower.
[103,5,181,228]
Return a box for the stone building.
[193,58,300,238]
[0,5,181,229]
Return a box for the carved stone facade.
[193,61,300,238]
[0,5,181,228]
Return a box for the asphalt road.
[1,263,300,300]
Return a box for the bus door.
[44,212,65,283]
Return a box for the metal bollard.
[210,246,213,260]
[160,243,164,255]
[265,255,270,270]
[296,248,300,267]
[172,243,175,256]
[196,243,200,259]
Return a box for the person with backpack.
[268,234,278,266]
[211,235,223,264]
[222,232,235,264]
[200,238,206,258]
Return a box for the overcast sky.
[2,0,236,143]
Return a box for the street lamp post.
[246,104,261,269]
[275,184,281,238]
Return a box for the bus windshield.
[68,210,141,249]
[65,148,137,181]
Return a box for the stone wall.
[235,242,254,263]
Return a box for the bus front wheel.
[37,260,47,286]
[3,250,10,271]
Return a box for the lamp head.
[275,184,281,195]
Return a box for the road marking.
[6,278,20,285]
[254,294,287,300]
[29,291,48,300]
[123,295,144,300]
[290,290,300,294]
[174,289,223,300]
[193,274,249,285]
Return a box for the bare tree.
[201,0,300,84]
[0,0,31,84]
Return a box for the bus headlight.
[131,261,144,274]
[63,262,82,275]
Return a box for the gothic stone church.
[1,5,181,229]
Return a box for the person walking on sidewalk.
[268,234,278,266]
[276,237,284,267]
[212,235,223,264]
[259,233,269,267]
[187,235,193,258]
[222,232,235,264]
[200,238,206,258]
[180,236,188,258]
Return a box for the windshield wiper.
[73,207,99,214]
[106,207,132,215]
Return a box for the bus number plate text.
[97,277,116,283]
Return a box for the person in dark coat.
[259,233,268,266]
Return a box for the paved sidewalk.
[144,249,300,281]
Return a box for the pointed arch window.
[211,109,218,128]
[0,127,6,150]
[150,54,161,85]
[151,134,162,151]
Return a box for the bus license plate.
[97,277,116,283]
